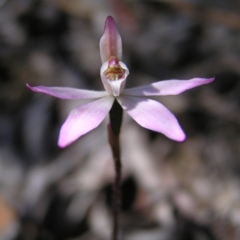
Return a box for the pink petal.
[117,96,186,141]
[27,84,108,99]
[58,96,114,147]
[100,16,122,63]
[123,78,214,96]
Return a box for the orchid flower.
[27,16,214,148]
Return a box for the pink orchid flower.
[27,16,214,148]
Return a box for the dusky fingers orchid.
[27,16,214,148]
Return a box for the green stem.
[108,100,123,240]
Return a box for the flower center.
[103,56,125,81]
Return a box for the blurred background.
[1,0,240,239]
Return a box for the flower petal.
[117,96,185,141]
[100,61,129,96]
[100,16,122,63]
[58,96,114,147]
[123,78,214,96]
[27,84,108,99]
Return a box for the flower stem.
[108,100,123,240]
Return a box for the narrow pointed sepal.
[117,96,186,142]
[26,84,108,99]
[100,16,122,63]
[122,78,215,97]
[58,96,114,147]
